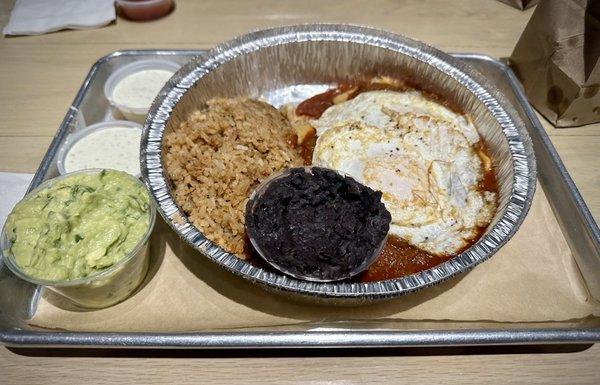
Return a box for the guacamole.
[4,170,151,281]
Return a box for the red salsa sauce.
[295,84,357,118]
[359,235,449,282]
[295,80,465,119]
[359,226,489,283]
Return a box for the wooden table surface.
[1,1,599,384]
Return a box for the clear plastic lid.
[103,59,180,118]
[56,120,143,176]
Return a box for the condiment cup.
[245,166,389,283]
[0,169,156,309]
[104,59,180,123]
[56,120,143,177]
[117,0,174,21]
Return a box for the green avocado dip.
[4,170,151,282]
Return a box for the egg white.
[312,90,481,144]
[312,91,496,256]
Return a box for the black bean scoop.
[245,166,391,282]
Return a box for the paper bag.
[497,0,539,10]
[510,0,600,127]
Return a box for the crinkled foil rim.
[141,24,536,299]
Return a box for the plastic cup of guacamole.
[0,169,156,309]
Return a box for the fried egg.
[312,90,481,144]
[312,90,496,256]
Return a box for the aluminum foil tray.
[143,25,535,302]
[0,49,598,348]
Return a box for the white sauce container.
[56,120,143,177]
[104,60,180,123]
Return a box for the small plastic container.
[245,166,389,282]
[117,0,174,21]
[104,59,180,123]
[56,120,143,177]
[1,170,156,308]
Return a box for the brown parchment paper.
[29,184,600,332]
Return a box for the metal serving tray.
[0,50,598,348]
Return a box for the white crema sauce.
[64,127,142,175]
[112,69,174,109]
